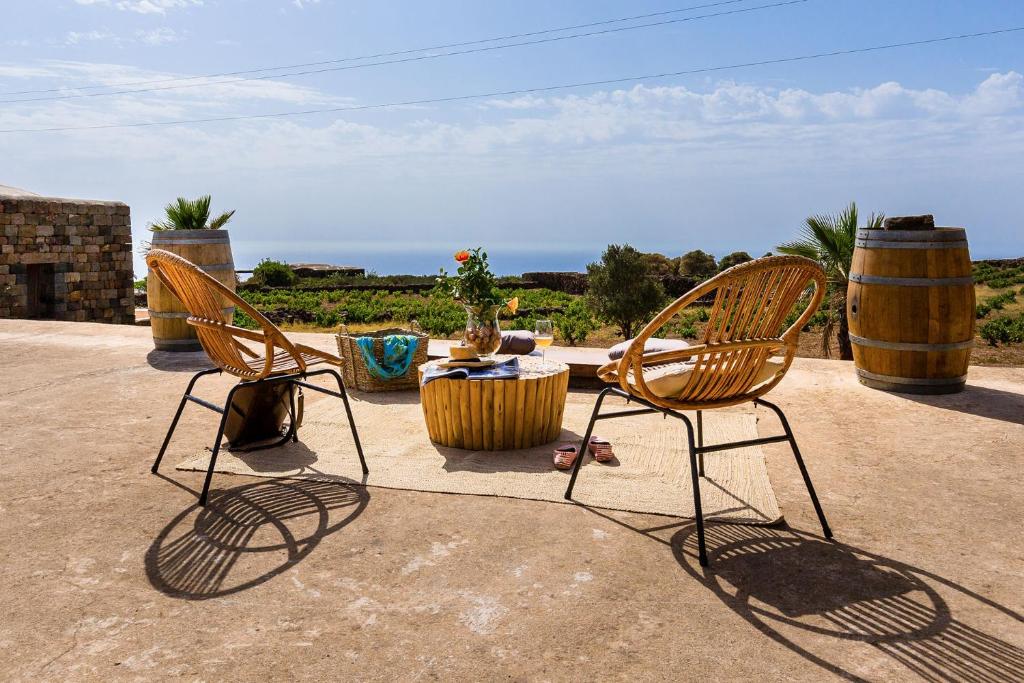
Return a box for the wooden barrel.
[847,227,975,394]
[148,230,236,351]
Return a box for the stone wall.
[0,192,134,324]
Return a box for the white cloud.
[135,27,181,46]
[64,29,116,46]
[74,0,203,14]
[291,0,321,8]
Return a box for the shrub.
[976,290,1017,319]
[642,252,678,278]
[134,276,147,291]
[251,259,297,287]
[717,251,753,272]
[979,314,1024,346]
[677,249,718,280]
[554,299,599,346]
[587,244,666,339]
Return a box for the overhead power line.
[0,0,757,97]
[2,27,1020,135]
[0,0,808,104]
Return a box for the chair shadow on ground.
[146,348,216,373]
[581,507,1024,682]
[897,383,1024,426]
[146,477,368,600]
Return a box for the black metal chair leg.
[682,416,709,567]
[564,386,615,500]
[152,367,220,474]
[331,370,368,475]
[696,410,705,477]
[755,398,832,539]
[199,384,237,507]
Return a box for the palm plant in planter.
[148,195,235,231]
[777,202,883,360]
[146,195,238,351]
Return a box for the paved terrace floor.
[1,320,1022,681]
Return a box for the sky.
[2,0,1023,275]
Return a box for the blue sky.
[2,0,1023,273]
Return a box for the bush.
[717,251,753,272]
[642,252,678,278]
[979,314,1024,346]
[251,259,297,287]
[554,299,599,346]
[587,244,666,339]
[677,249,718,280]
[976,290,1017,319]
[134,276,147,291]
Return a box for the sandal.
[588,436,614,463]
[553,445,579,470]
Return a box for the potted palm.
[777,202,883,360]
[147,195,238,351]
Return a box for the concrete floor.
[0,319,1022,681]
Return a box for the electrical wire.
[2,27,1019,134]
[0,0,808,104]
[0,0,757,96]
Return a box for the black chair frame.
[563,386,832,567]
[151,366,367,506]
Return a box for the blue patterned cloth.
[355,334,418,380]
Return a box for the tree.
[642,252,678,278]
[148,195,235,231]
[677,249,718,279]
[717,251,753,272]
[587,244,665,339]
[251,259,297,287]
[777,202,884,360]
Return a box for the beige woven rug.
[178,392,782,523]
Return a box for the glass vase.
[464,304,502,358]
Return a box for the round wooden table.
[418,355,570,450]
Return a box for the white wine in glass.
[535,319,554,361]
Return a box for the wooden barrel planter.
[847,227,975,394]
[148,230,236,351]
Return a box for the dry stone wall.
[0,193,134,324]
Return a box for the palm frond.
[208,209,235,230]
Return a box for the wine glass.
[535,319,554,361]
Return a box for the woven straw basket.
[336,325,428,392]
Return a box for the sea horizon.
[136,240,1022,279]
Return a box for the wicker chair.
[564,255,832,566]
[146,249,367,506]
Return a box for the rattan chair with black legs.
[146,249,367,506]
[564,255,833,566]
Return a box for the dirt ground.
[1,320,1022,681]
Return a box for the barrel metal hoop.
[856,368,968,386]
[148,306,235,320]
[151,238,231,245]
[854,239,968,250]
[856,228,966,241]
[849,334,974,352]
[848,273,974,287]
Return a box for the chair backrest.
[146,248,296,378]
[614,255,826,409]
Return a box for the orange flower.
[506,296,519,314]
[454,250,471,263]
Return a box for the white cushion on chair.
[637,357,785,398]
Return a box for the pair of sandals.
[553,436,613,470]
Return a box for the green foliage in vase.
[148,195,235,231]
[436,248,505,311]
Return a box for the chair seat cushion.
[635,357,785,398]
[608,337,690,361]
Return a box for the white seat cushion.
[635,357,785,399]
